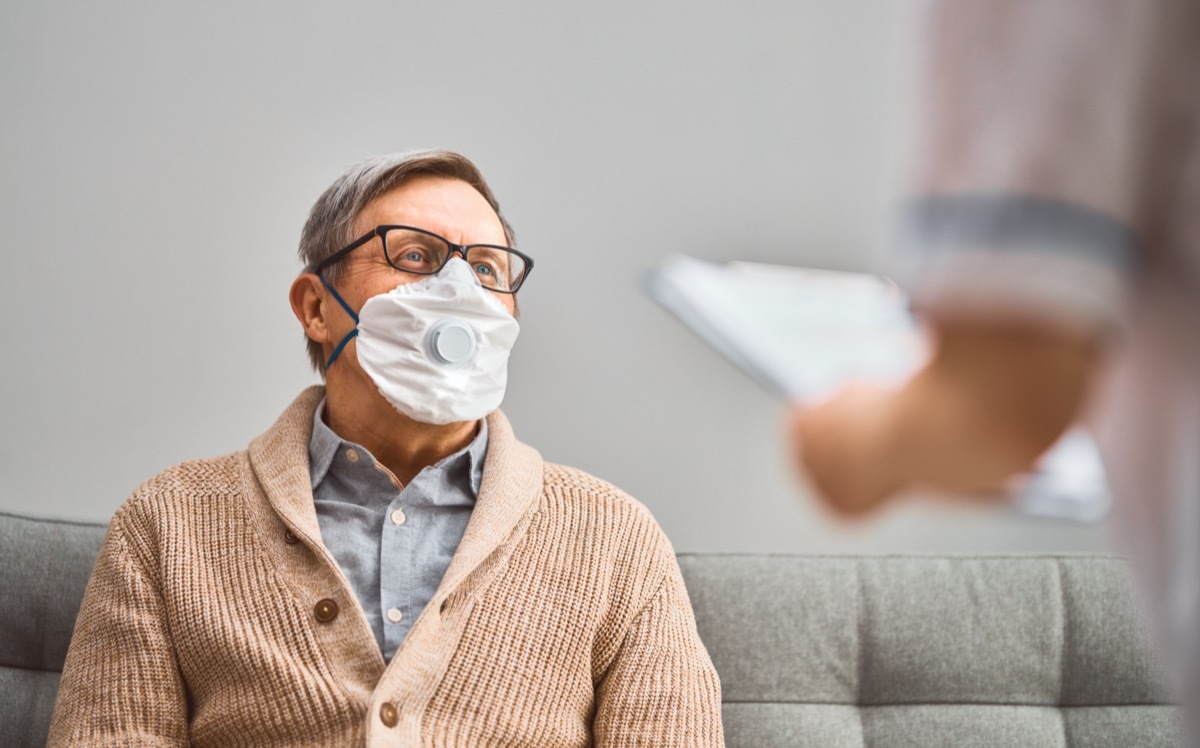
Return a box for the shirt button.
[379,702,398,727]
[345,448,360,463]
[390,509,406,526]
[314,598,339,623]
[283,529,299,544]
[386,607,403,624]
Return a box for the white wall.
[0,0,1113,554]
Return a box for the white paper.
[647,254,928,400]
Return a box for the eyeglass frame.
[308,224,534,294]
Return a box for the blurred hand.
[790,321,1099,518]
[790,382,906,517]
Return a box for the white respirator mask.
[321,258,520,425]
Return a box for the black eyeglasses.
[310,225,533,293]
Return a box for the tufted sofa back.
[1,513,105,748]
[678,553,1181,747]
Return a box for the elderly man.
[49,151,723,747]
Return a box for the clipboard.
[645,254,1112,522]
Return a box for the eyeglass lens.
[384,228,527,292]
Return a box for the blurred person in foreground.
[791,0,1200,738]
[49,151,722,746]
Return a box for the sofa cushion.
[0,667,63,748]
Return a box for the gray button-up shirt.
[309,399,485,661]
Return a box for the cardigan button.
[314,598,339,623]
[283,529,299,544]
[379,702,398,727]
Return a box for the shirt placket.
[380,477,420,660]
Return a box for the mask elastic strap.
[319,274,360,370]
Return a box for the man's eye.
[393,246,436,269]
[474,263,495,276]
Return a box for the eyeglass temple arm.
[309,229,381,275]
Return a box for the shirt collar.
[308,398,341,488]
[308,398,489,498]
[464,418,488,496]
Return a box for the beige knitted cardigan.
[48,387,723,747]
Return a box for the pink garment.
[894,0,1200,736]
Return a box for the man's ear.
[290,273,332,345]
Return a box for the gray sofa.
[1,511,1181,747]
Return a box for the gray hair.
[298,150,515,374]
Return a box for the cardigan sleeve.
[47,508,189,747]
[592,563,725,747]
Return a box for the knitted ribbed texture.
[47,387,723,747]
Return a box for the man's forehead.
[356,176,504,239]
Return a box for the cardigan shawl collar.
[249,387,543,587]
